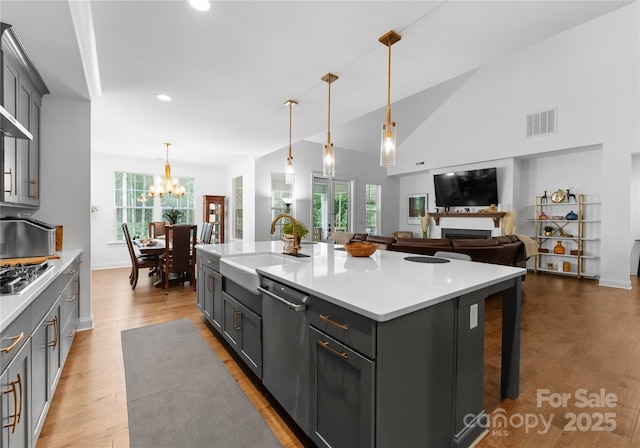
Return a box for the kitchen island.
[196,241,525,448]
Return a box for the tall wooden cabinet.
[203,195,225,244]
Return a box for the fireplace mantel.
[429,212,507,228]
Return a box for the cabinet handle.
[319,340,348,359]
[48,316,58,350]
[3,372,22,433]
[66,293,77,302]
[29,178,38,199]
[207,273,213,292]
[4,168,13,194]
[1,332,24,353]
[320,314,349,331]
[233,309,242,331]
[64,269,77,275]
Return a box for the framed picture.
[407,194,427,224]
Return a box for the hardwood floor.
[37,268,640,448]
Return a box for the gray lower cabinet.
[196,250,223,331]
[309,327,375,448]
[1,254,80,447]
[221,292,262,378]
[31,303,60,440]
[1,338,31,448]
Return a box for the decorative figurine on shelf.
[566,210,578,220]
[478,204,498,213]
[539,211,549,220]
[558,228,573,238]
[541,191,548,204]
[566,188,577,203]
[554,241,566,254]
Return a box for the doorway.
[312,176,353,241]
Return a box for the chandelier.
[379,30,401,167]
[148,142,186,198]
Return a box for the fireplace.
[442,228,492,240]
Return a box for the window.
[114,172,195,241]
[365,184,381,235]
[232,176,243,240]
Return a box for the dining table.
[134,238,165,282]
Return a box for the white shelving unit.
[527,193,600,279]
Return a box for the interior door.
[312,176,352,241]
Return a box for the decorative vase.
[545,231,552,237]
[553,241,566,254]
[565,210,578,220]
[422,230,428,239]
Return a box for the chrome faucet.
[270,213,300,256]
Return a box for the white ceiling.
[1,0,631,166]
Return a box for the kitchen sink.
[219,252,305,293]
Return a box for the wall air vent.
[526,107,557,138]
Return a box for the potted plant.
[163,208,184,225]
[544,225,554,237]
[281,220,308,244]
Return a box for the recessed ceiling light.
[156,94,172,102]
[189,0,210,12]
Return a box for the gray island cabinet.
[196,242,523,448]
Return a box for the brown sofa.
[354,234,527,268]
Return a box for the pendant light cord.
[386,43,392,123]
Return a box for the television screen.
[433,168,499,207]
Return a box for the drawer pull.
[320,314,349,331]
[4,168,13,194]
[66,294,77,303]
[3,373,22,433]
[319,340,348,359]
[64,269,77,275]
[1,332,24,353]
[48,316,58,350]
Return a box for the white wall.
[391,4,638,288]
[254,140,399,242]
[90,152,227,269]
[396,158,516,238]
[35,97,93,330]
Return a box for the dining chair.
[200,222,213,244]
[148,221,169,238]
[160,224,197,294]
[122,223,159,289]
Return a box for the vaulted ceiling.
[1,1,630,166]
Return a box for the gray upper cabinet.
[1,22,49,211]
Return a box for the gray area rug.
[121,318,282,448]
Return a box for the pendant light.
[379,30,401,167]
[148,142,186,198]
[284,99,298,185]
[321,73,338,178]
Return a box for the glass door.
[312,176,353,241]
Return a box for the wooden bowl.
[343,241,377,257]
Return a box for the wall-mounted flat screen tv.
[433,168,499,207]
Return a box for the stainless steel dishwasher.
[258,276,311,434]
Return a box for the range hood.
[0,104,33,140]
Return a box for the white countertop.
[197,241,526,322]
[1,249,82,330]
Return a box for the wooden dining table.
[134,239,165,282]
[135,238,166,256]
